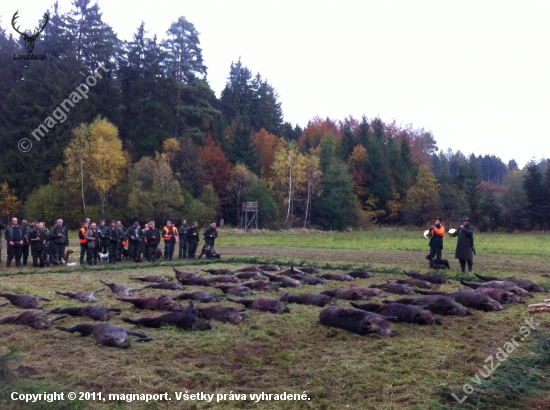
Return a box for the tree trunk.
[101,192,106,220]
[80,150,87,218]
[304,180,311,228]
[286,164,292,225]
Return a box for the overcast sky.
[3,0,549,167]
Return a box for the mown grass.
[1,230,550,409]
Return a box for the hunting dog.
[426,255,450,269]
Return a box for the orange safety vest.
[122,239,128,246]
[431,225,445,237]
[163,226,177,241]
[79,227,87,244]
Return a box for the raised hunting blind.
[242,201,258,230]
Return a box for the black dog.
[121,249,129,261]
[426,255,450,269]
[38,251,48,267]
[198,245,221,260]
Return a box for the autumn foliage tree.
[252,128,284,179]
[404,165,441,226]
[269,142,306,227]
[227,164,259,226]
[199,134,233,201]
[302,154,323,228]
[163,137,206,196]
[89,118,128,217]
[0,182,18,220]
[63,116,127,219]
[298,117,341,152]
[348,144,368,199]
[127,155,184,223]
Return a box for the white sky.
[2,0,549,167]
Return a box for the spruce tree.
[356,115,370,147]
[314,159,355,230]
[523,160,545,229]
[479,191,501,231]
[464,154,483,223]
[0,57,95,196]
[364,138,393,209]
[250,73,283,134]
[163,16,218,140]
[281,122,301,142]
[508,159,519,171]
[341,120,357,160]
[387,136,408,198]
[220,58,253,123]
[118,23,174,156]
[399,137,418,188]
[229,117,259,174]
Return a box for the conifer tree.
[250,73,283,134]
[314,159,354,230]
[523,160,545,229]
[0,57,95,196]
[464,154,483,223]
[281,122,302,142]
[220,59,253,123]
[228,117,260,174]
[399,137,418,187]
[478,191,501,231]
[341,120,357,160]
[355,115,371,148]
[499,170,528,231]
[118,23,174,156]
[164,137,206,196]
[163,16,219,140]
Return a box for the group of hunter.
[0,218,218,268]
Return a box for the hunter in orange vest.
[162,220,178,262]
[428,217,445,261]
[78,221,89,264]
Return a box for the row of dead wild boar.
[0,263,547,346]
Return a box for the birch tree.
[64,117,126,219]
[302,154,322,228]
[269,142,306,227]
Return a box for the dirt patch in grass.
[221,245,550,276]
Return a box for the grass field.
[1,229,550,409]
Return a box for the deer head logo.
[11,11,49,54]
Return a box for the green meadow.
[1,229,550,409]
[219,229,550,257]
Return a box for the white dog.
[98,252,109,262]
